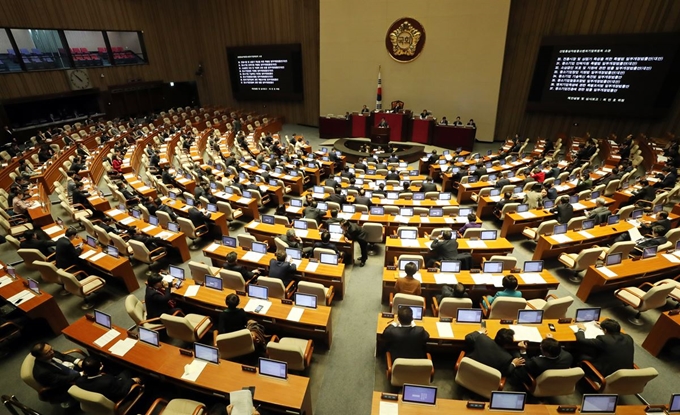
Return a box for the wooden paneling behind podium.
[495,0,680,141]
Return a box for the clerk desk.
[532,222,634,260]
[642,310,680,357]
[385,237,514,267]
[63,317,313,415]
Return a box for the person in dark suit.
[546,162,561,179]
[354,158,368,172]
[428,231,458,267]
[386,168,400,181]
[382,306,430,360]
[494,172,511,189]
[655,167,677,189]
[586,198,610,224]
[640,211,671,235]
[574,172,593,193]
[71,182,98,215]
[30,342,83,402]
[471,162,487,178]
[632,225,667,255]
[355,188,373,208]
[629,180,656,205]
[312,231,342,258]
[601,166,623,186]
[452,116,463,127]
[340,166,355,179]
[223,252,259,283]
[303,201,324,222]
[378,118,389,128]
[361,105,370,114]
[542,182,558,201]
[55,228,83,269]
[280,229,303,249]
[342,219,368,266]
[268,251,298,287]
[387,151,400,164]
[550,196,573,224]
[575,319,634,377]
[494,192,514,217]
[144,273,182,319]
[20,230,56,256]
[420,177,437,193]
[465,328,519,376]
[76,356,141,402]
[510,337,573,385]
[187,206,211,229]
[328,188,347,205]
[218,293,249,334]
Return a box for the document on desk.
[379,401,399,415]
[78,250,97,260]
[436,200,450,206]
[400,239,421,248]
[436,322,455,338]
[108,209,124,216]
[520,273,547,284]
[244,299,272,314]
[230,390,254,415]
[295,230,309,238]
[572,203,586,210]
[570,321,604,339]
[550,234,572,244]
[142,225,157,233]
[94,329,121,348]
[286,307,305,322]
[184,285,200,297]
[578,231,595,239]
[181,359,208,382]
[7,290,35,305]
[662,253,680,264]
[205,243,220,252]
[434,273,458,284]
[109,338,136,356]
[509,325,543,343]
[420,216,429,223]
[338,212,353,220]
[286,206,300,213]
[0,276,12,288]
[138,186,151,192]
[89,252,107,262]
[360,214,370,221]
[242,251,265,263]
[412,200,421,206]
[44,225,62,235]
[303,261,319,272]
[381,199,394,205]
[598,266,618,278]
[120,217,136,225]
[466,240,487,249]
[394,215,411,224]
[237,197,251,204]
[517,212,536,219]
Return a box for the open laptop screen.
[258,357,288,379]
[440,260,461,273]
[517,309,543,324]
[483,261,503,273]
[194,343,220,364]
[523,260,543,273]
[581,395,618,414]
[605,253,622,266]
[402,384,437,406]
[138,327,160,347]
[575,307,601,323]
[169,265,185,280]
[248,285,268,300]
[94,310,111,329]
[668,394,680,413]
[222,236,237,247]
[399,229,417,240]
[489,392,526,412]
[456,308,483,324]
[204,275,223,291]
[294,292,317,309]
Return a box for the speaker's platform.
[332,138,425,164]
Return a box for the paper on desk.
[138,186,151,192]
[286,307,305,322]
[44,225,62,235]
[517,212,536,219]
[509,325,543,343]
[162,274,174,284]
[419,216,429,223]
[237,197,251,204]
[436,200,450,206]
[444,217,455,224]
[338,213,353,220]
[120,217,136,225]
[0,276,12,288]
[142,225,157,233]
[379,401,399,415]
[108,209,124,216]
[205,243,220,252]
[436,322,455,338]
[286,206,300,213]
[94,329,120,348]
[295,230,309,238]
[78,250,96,260]
[109,338,136,356]
[434,273,458,284]
[572,203,586,210]
[230,390,254,415]
[570,321,604,339]
[184,285,200,297]
[412,200,421,206]
[550,234,572,244]
[304,261,319,272]
[578,231,594,239]
[7,290,34,305]
[520,273,546,284]
[244,299,272,314]
[662,254,680,264]
[400,239,421,248]
[181,359,208,382]
[89,252,107,262]
[358,214,369,221]
[381,199,394,205]
[466,240,487,249]
[312,193,325,199]
[156,231,174,240]
[394,215,411,224]
[242,251,264,263]
[597,266,618,278]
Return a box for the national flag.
[376,66,382,110]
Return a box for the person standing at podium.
[452,116,463,126]
[419,109,429,119]
[467,119,476,128]
[378,118,389,128]
[361,105,370,114]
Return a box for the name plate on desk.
[281,299,293,305]
[241,365,257,373]
[500,319,514,324]
[669,309,680,316]
[381,312,394,319]
[386,266,396,271]
[427,268,438,272]
[235,290,246,296]
[439,317,453,323]
[381,393,398,401]
[558,318,573,324]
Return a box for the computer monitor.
[262,214,275,225]
[294,292,317,309]
[429,208,443,217]
[169,191,177,200]
[517,309,544,324]
[248,284,269,300]
[591,191,601,199]
[168,222,180,232]
[642,246,658,259]
[668,394,680,413]
[398,259,418,271]
[210,182,217,190]
[489,392,526,412]
[481,230,497,240]
[580,395,618,414]
[413,192,425,200]
[138,327,160,347]
[186,197,195,206]
[194,343,220,365]
[399,229,418,240]
[459,208,472,217]
[204,275,223,291]
[207,203,217,213]
[553,223,568,234]
[400,207,414,217]
[386,192,399,200]
[630,209,644,219]
[290,199,303,207]
[513,186,522,194]
[285,248,302,261]
[605,253,622,266]
[402,384,437,406]
[517,204,529,213]
[468,176,479,184]
[149,215,159,226]
[523,260,543,273]
[398,304,423,320]
[225,186,233,194]
[320,253,338,265]
[607,214,619,225]
[86,235,97,248]
[131,209,141,219]
[342,204,356,214]
[483,261,503,273]
[242,190,252,198]
[317,202,328,211]
[293,220,308,230]
[106,245,119,258]
[328,224,343,235]
[370,206,385,215]
[654,204,664,213]
[251,242,267,254]
[582,219,595,230]
[258,357,288,380]
[94,310,111,329]
[456,308,483,324]
[575,307,601,323]
[169,265,185,280]
[439,192,452,200]
[440,260,461,273]
[543,200,555,209]
[222,236,237,247]
[28,278,40,294]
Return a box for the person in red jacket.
[529,167,545,183]
[111,154,123,173]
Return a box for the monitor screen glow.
[456,308,483,324]
[138,327,160,347]
[194,343,220,364]
[402,384,437,406]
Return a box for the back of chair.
[606,241,637,259]
[639,283,676,312]
[17,249,47,269]
[189,261,212,284]
[125,295,145,325]
[532,368,584,397]
[33,260,61,284]
[128,240,151,263]
[161,313,195,343]
[69,385,116,414]
[438,298,473,319]
[257,276,286,299]
[455,357,501,399]
[313,247,336,261]
[462,228,486,239]
[567,216,586,231]
[487,255,517,270]
[488,297,527,319]
[574,248,604,271]
[617,205,634,221]
[93,225,111,246]
[274,237,289,252]
[392,293,426,314]
[178,217,198,238]
[363,223,384,243]
[219,269,246,291]
[396,255,424,270]
[297,281,327,304]
[391,358,433,387]
[237,234,256,250]
[541,296,574,319]
[20,354,42,393]
[215,329,255,360]
[57,270,83,298]
[602,368,659,395]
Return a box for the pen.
[14,298,23,305]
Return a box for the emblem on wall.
[385,18,426,63]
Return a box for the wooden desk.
[0,265,68,335]
[162,198,230,235]
[533,222,633,260]
[384,237,514,267]
[642,310,680,357]
[432,125,476,152]
[576,253,680,301]
[381,268,559,304]
[239,163,304,196]
[63,317,312,415]
[319,116,350,138]
[174,280,333,348]
[212,190,260,220]
[202,245,347,299]
[122,173,158,200]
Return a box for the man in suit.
[633,225,667,255]
[187,206,211,229]
[117,182,139,204]
[269,250,298,287]
[428,231,458,267]
[382,306,430,360]
[575,318,634,377]
[361,105,370,114]
[550,196,573,224]
[523,183,543,210]
[386,168,400,181]
[56,228,83,270]
[341,219,368,267]
[224,251,260,283]
[420,177,437,193]
[542,182,558,201]
[640,210,671,235]
[629,180,656,205]
[452,116,463,126]
[354,158,368,172]
[355,188,373,208]
[340,166,355,179]
[574,172,593,192]
[471,162,487,178]
[387,151,400,164]
[30,342,83,403]
[76,356,141,402]
[378,118,389,128]
[510,337,573,385]
[280,229,303,249]
[145,273,181,319]
[312,231,342,258]
[586,198,610,224]
[655,167,677,189]
[601,166,623,186]
[465,328,520,376]
[303,201,324,222]
[546,162,561,179]
[20,230,56,256]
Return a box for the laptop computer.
[668,394,680,413]
[106,245,119,259]
[575,307,601,323]
[262,214,275,225]
[251,242,267,254]
[370,206,385,215]
[582,219,595,230]
[169,265,185,280]
[481,230,497,240]
[456,308,483,324]
[204,275,223,291]
[429,208,443,217]
[523,260,543,272]
[248,284,269,300]
[293,220,308,230]
[28,278,40,295]
[489,391,526,412]
[642,246,657,259]
[402,384,437,406]
[399,229,418,240]
[320,253,338,265]
[149,215,159,226]
[440,260,461,273]
[168,222,180,232]
[222,236,237,247]
[607,214,619,225]
[86,235,97,248]
[605,253,622,266]
[482,261,503,273]
[290,199,303,207]
[580,395,618,414]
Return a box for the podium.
[371,127,390,145]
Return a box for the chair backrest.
[602,367,659,395]
[313,247,336,261]
[267,340,308,371]
[500,203,519,219]
[604,179,620,196]
[396,254,425,270]
[567,215,586,231]
[156,210,172,228]
[93,225,111,246]
[33,260,62,284]
[617,205,634,221]
[274,237,289,252]
[540,296,574,319]
[455,357,501,399]
[488,297,527,319]
[297,281,327,304]
[532,367,585,397]
[274,215,290,226]
[128,239,152,263]
[20,354,42,392]
[391,358,433,387]
[188,261,212,284]
[639,283,676,312]
[665,228,680,246]
[438,298,473,319]
[573,248,604,271]
[215,329,255,360]
[68,385,116,414]
[219,269,246,291]
[391,293,426,314]
[57,270,84,298]
[462,228,487,239]
[362,223,384,243]
[606,241,637,259]
[161,313,197,343]
[487,255,517,270]
[17,249,47,269]
[178,217,199,238]
[301,218,318,229]
[217,201,236,219]
[237,234,256,250]
[257,276,286,299]
[125,295,145,325]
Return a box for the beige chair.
[61,201,93,225]
[219,269,247,291]
[156,210,173,229]
[297,281,334,306]
[93,225,112,247]
[17,248,54,270]
[580,362,659,395]
[188,261,220,285]
[566,215,587,231]
[558,247,603,282]
[614,281,675,325]
[386,352,434,387]
[124,295,165,331]
[213,328,255,360]
[390,293,426,314]
[496,202,520,221]
[68,384,144,415]
[5,234,20,250]
[363,223,384,254]
[0,215,33,237]
[483,255,517,270]
[597,241,637,261]
[522,220,558,242]
[526,294,574,320]
[143,398,206,415]
[431,297,473,318]
[110,233,133,256]
[614,205,634,221]
[129,240,167,275]
[237,234,256,250]
[33,260,67,293]
[394,254,425,270]
[160,313,212,343]
[481,296,527,319]
[454,352,504,399]
[21,349,87,404]
[58,269,106,309]
[462,228,487,239]
[274,237,289,252]
[267,336,314,371]
[257,276,294,299]
[177,217,209,248]
[524,367,584,397]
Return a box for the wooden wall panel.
[495,0,680,141]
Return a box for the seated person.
[509,337,573,385]
[76,356,141,402]
[632,225,667,256]
[382,306,430,360]
[223,251,260,283]
[268,250,298,287]
[550,196,574,224]
[575,318,634,377]
[303,201,324,222]
[218,293,249,334]
[483,275,522,309]
[494,192,514,216]
[435,282,468,303]
[20,230,56,256]
[428,230,458,267]
[394,262,421,295]
[280,229,303,249]
[464,328,520,376]
[312,231,342,258]
[523,183,543,210]
[457,213,481,237]
[144,273,182,319]
[586,198,610,224]
[639,210,671,235]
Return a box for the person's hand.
[576,323,586,331]
[132,377,142,384]
[512,357,525,367]
[517,341,528,350]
